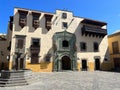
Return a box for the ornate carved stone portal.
[53,30,78,71]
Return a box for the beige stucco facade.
[6,7,111,72]
[108,32,120,70]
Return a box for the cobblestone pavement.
[0,71,120,90]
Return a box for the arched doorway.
[62,56,71,70]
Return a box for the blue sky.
[0,0,120,35]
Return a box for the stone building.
[0,34,8,70]
[108,31,120,71]
[6,7,111,72]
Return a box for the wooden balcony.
[44,14,53,30]
[19,18,27,28]
[15,48,25,53]
[30,45,40,53]
[33,19,39,29]
[18,10,28,28]
[82,25,107,37]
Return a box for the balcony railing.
[33,20,39,29]
[30,45,40,53]
[19,18,27,28]
[15,48,25,53]
[82,25,107,36]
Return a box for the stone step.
[0,80,27,85]
[0,75,33,81]
[0,69,35,87]
[2,73,32,76]
[0,77,28,87]
[0,82,28,87]
[0,75,37,84]
[0,78,25,82]
[3,74,33,79]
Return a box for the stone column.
[12,54,16,70]
[58,59,61,71]
[72,55,78,71]
[18,58,20,70]
[53,59,58,72]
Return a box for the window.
[112,41,119,54]
[33,16,39,29]
[32,13,41,29]
[30,38,40,64]
[44,14,53,30]
[62,40,69,47]
[80,42,87,51]
[62,22,68,29]
[19,13,27,28]
[104,58,108,61]
[17,39,24,49]
[32,38,40,46]
[15,35,25,50]
[18,10,28,28]
[62,13,67,19]
[93,42,99,52]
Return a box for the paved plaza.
[0,71,120,90]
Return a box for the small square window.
[62,22,68,29]
[62,13,67,19]
[62,40,69,47]
[80,42,87,51]
[104,58,108,61]
[32,38,40,46]
[94,42,99,52]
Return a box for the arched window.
[62,40,69,47]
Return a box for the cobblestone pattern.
[0,71,120,90]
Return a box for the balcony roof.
[81,18,107,26]
[108,31,120,38]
